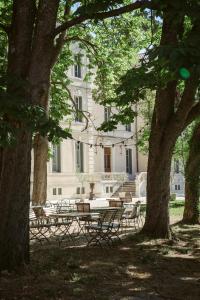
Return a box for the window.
[76,187,81,194]
[52,144,61,172]
[125,124,131,132]
[175,184,181,191]
[105,186,113,193]
[75,96,83,122]
[104,107,111,122]
[74,55,82,78]
[76,142,84,172]
[76,187,85,194]
[174,159,180,173]
[53,188,62,195]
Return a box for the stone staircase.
[112,180,136,197]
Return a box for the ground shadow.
[0,224,199,300]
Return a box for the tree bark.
[142,106,176,238]
[0,0,35,271]
[32,135,48,205]
[30,0,64,206]
[183,124,200,224]
[0,133,32,270]
[0,0,60,271]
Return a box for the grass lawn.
[169,200,185,221]
[0,202,199,300]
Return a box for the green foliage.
[0,85,72,147]
[74,0,125,16]
[83,12,154,131]
[50,44,73,123]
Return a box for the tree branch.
[51,81,92,131]
[51,31,66,68]
[65,36,98,54]
[184,102,200,129]
[54,0,157,36]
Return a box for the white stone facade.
[46,44,148,201]
[37,44,184,201]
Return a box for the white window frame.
[52,144,61,173]
[75,96,83,122]
[74,54,82,78]
[104,107,111,122]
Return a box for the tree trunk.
[140,9,200,239]
[30,0,64,206]
[32,135,48,205]
[0,0,35,271]
[142,119,175,238]
[183,124,200,224]
[0,0,60,271]
[0,133,32,270]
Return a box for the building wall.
[32,43,184,201]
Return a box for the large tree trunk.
[183,124,200,224]
[30,1,65,206]
[32,135,48,205]
[142,107,176,238]
[140,8,200,238]
[30,0,62,206]
[141,9,182,238]
[0,133,32,270]
[0,0,35,270]
[0,0,60,271]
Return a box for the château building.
[38,44,185,201]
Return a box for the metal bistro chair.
[73,202,94,238]
[44,206,74,245]
[29,207,52,243]
[122,202,141,232]
[109,208,125,243]
[30,206,73,245]
[86,209,120,247]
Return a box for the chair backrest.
[123,205,136,217]
[101,209,117,224]
[114,208,125,223]
[76,202,90,212]
[130,204,141,218]
[135,203,141,217]
[109,200,123,207]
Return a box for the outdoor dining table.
[90,207,122,212]
[49,211,100,241]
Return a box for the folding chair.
[85,209,118,247]
[122,203,141,232]
[110,208,125,242]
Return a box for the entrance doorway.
[104,147,111,172]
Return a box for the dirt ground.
[0,221,199,300]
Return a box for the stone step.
[112,180,136,197]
